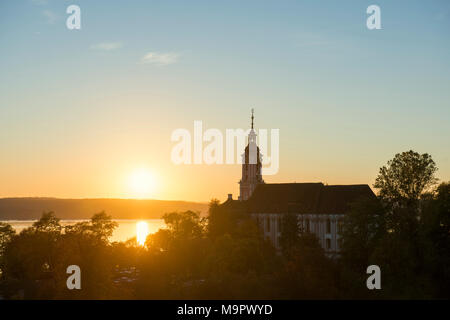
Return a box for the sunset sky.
[1,0,449,202]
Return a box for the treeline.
[0,150,449,299]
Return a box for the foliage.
[340,198,386,272]
[374,150,438,203]
[0,211,119,299]
[279,212,300,257]
[0,223,15,256]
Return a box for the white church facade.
[222,112,375,256]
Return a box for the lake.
[1,219,166,243]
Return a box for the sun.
[128,168,156,198]
[136,221,149,246]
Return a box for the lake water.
[1,219,166,243]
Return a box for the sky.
[0,0,449,202]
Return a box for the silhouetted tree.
[0,222,15,257]
[276,232,338,299]
[0,222,16,278]
[207,199,237,238]
[279,212,301,257]
[1,211,120,299]
[419,182,450,298]
[32,212,62,234]
[340,198,386,272]
[374,150,438,204]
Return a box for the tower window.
[326,219,331,234]
[266,217,271,232]
[305,219,310,232]
[326,239,331,250]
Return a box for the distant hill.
[0,198,209,220]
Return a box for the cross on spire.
[251,108,254,129]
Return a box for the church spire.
[239,107,263,201]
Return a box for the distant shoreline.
[0,197,209,220]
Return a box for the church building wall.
[251,213,344,256]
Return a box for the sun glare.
[128,168,156,198]
[136,221,149,246]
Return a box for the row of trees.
[0,212,126,299]
[0,150,449,299]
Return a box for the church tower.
[239,109,264,200]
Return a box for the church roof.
[242,183,375,214]
[220,198,246,210]
[315,184,375,214]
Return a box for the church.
[221,112,375,256]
